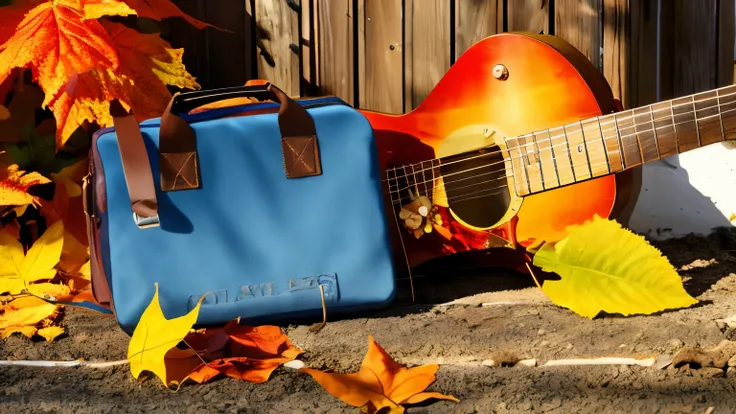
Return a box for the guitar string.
[388,156,618,209]
[382,92,736,187]
[386,100,734,192]
[382,88,736,182]
[386,102,736,196]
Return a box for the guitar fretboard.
[505,84,736,196]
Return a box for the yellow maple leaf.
[37,325,65,341]
[300,336,459,413]
[0,295,60,339]
[0,220,64,295]
[532,215,699,318]
[50,20,200,146]
[127,283,205,388]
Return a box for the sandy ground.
[3,228,736,413]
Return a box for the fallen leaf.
[532,214,699,318]
[82,0,214,29]
[50,157,88,198]
[179,322,303,386]
[0,295,61,339]
[0,164,51,212]
[0,220,64,295]
[299,335,459,413]
[0,105,8,120]
[127,283,205,388]
[0,1,120,110]
[37,325,65,341]
[50,20,199,146]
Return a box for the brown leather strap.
[110,100,159,219]
[112,83,320,226]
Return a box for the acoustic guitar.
[360,32,736,277]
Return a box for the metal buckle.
[133,213,160,229]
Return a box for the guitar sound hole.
[439,146,511,229]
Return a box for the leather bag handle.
[111,82,322,229]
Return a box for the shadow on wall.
[627,143,736,240]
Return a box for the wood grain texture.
[508,0,549,33]
[629,0,659,105]
[602,0,628,107]
[555,0,602,70]
[454,0,502,60]
[672,0,718,96]
[255,0,300,96]
[317,0,354,104]
[301,0,318,96]
[404,0,451,110]
[361,0,403,113]
[717,0,735,87]
[204,0,250,88]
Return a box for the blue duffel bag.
[83,83,397,334]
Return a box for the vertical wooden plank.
[360,0,403,113]
[317,0,354,104]
[166,0,207,87]
[255,0,301,96]
[405,0,451,110]
[629,0,659,105]
[203,0,248,88]
[301,0,317,96]
[602,0,628,108]
[555,0,602,71]
[508,0,548,33]
[357,0,365,108]
[454,0,502,60]
[717,0,735,87]
[672,0,718,96]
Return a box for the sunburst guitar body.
[360,32,640,275]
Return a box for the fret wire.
[669,100,679,152]
[631,110,646,163]
[717,89,726,140]
[562,125,577,181]
[691,95,702,147]
[548,128,561,186]
[533,133,546,190]
[648,104,661,159]
[430,159,436,199]
[402,165,410,204]
[579,120,594,177]
[596,116,613,173]
[389,89,736,187]
[612,113,626,169]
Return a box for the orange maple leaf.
[167,321,303,386]
[0,1,120,109]
[82,0,213,29]
[0,164,51,215]
[49,20,199,146]
[299,336,459,413]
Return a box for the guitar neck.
[505,84,736,197]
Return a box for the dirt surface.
[3,229,736,413]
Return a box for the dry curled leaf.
[299,335,459,413]
[82,0,214,29]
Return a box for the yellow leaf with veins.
[0,220,64,295]
[127,283,205,387]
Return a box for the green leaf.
[532,215,698,319]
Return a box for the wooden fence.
[159,0,736,114]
